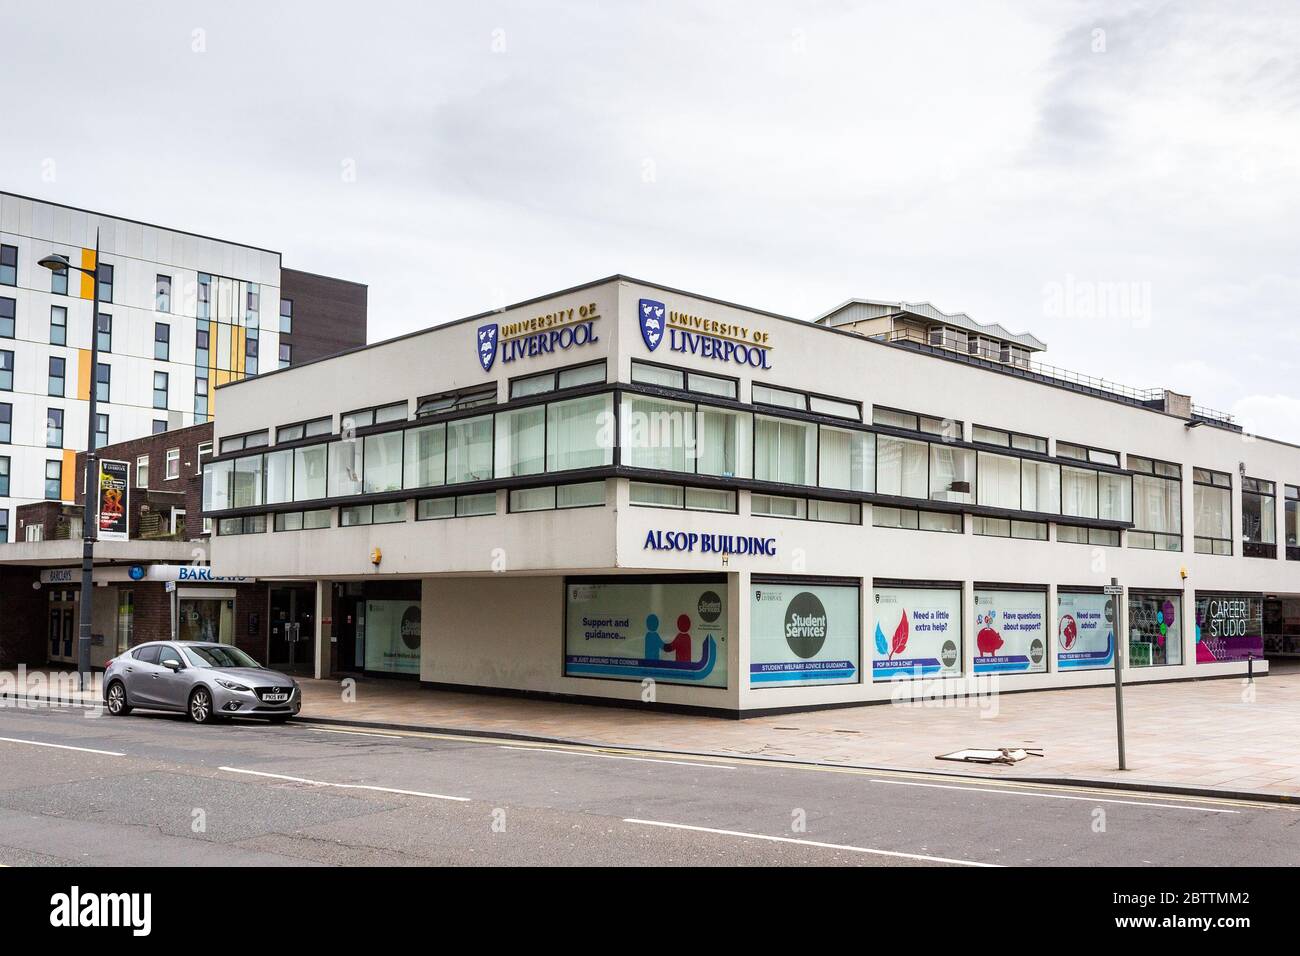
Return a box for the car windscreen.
[180,645,262,669]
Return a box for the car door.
[152,644,192,712]
[123,644,162,705]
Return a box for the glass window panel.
[557,481,604,508]
[875,434,928,499]
[809,499,859,524]
[373,501,406,523]
[558,362,605,389]
[1061,466,1099,518]
[873,506,918,529]
[457,493,496,516]
[686,372,736,398]
[930,445,974,504]
[1099,473,1132,522]
[630,362,683,388]
[403,423,446,488]
[973,426,1009,446]
[872,408,916,430]
[629,482,683,507]
[231,455,263,508]
[510,373,554,398]
[752,385,805,410]
[363,431,404,493]
[1133,474,1182,536]
[203,460,232,512]
[808,396,859,420]
[327,440,364,496]
[547,394,612,472]
[340,505,372,527]
[264,449,294,504]
[696,406,753,479]
[417,498,455,520]
[754,415,816,486]
[293,444,327,501]
[1021,459,1060,514]
[751,493,806,518]
[818,426,873,492]
[496,405,546,477]
[510,486,556,512]
[623,396,694,473]
[919,510,962,532]
[446,414,493,483]
[685,487,735,512]
[977,451,1019,509]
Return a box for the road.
[0,703,1295,867]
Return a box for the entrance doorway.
[47,589,76,664]
[178,593,235,643]
[268,585,317,671]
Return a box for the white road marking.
[499,745,734,770]
[307,728,405,740]
[623,818,999,867]
[218,766,469,801]
[871,778,1240,813]
[0,735,124,757]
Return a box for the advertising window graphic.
[97,459,130,542]
[1128,592,1181,667]
[749,581,859,687]
[871,585,962,680]
[972,588,1048,674]
[1195,594,1264,663]
[565,580,727,687]
[364,600,421,675]
[1056,591,1114,670]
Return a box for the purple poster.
[1195,595,1264,663]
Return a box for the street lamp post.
[39,232,101,690]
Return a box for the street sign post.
[1105,579,1126,770]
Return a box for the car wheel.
[188,686,216,725]
[105,680,132,716]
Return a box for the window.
[818,426,874,492]
[508,481,606,512]
[136,455,149,489]
[752,493,861,524]
[628,481,737,513]
[166,448,180,480]
[152,420,166,435]
[0,509,7,543]
[416,494,496,519]
[1286,486,1298,555]
[446,415,493,483]
[340,502,406,527]
[274,509,331,532]
[264,448,294,503]
[196,441,212,475]
[96,312,112,352]
[279,343,291,369]
[1242,477,1276,555]
[219,432,270,456]
[277,418,331,442]
[153,371,168,409]
[1060,465,1131,523]
[50,259,67,295]
[509,361,606,399]
[1057,525,1120,547]
[876,433,928,499]
[231,455,263,508]
[328,440,364,496]
[0,403,11,443]
[98,263,114,303]
[930,443,975,505]
[245,333,258,375]
[972,425,1048,454]
[416,386,496,417]
[0,244,15,285]
[293,444,327,500]
[1128,456,1182,551]
[0,297,13,338]
[45,460,62,500]
[46,408,63,448]
[196,319,210,368]
[873,406,961,439]
[50,305,66,345]
[754,415,816,486]
[928,326,968,352]
[279,298,293,334]
[154,322,170,360]
[156,274,172,312]
[198,273,212,319]
[547,394,612,473]
[495,404,545,477]
[95,413,109,448]
[245,284,260,323]
[194,377,208,419]
[973,516,1048,540]
[628,361,739,400]
[1057,441,1120,467]
[872,506,961,532]
[343,402,407,430]
[0,351,11,390]
[96,363,110,403]
[0,456,8,496]
[1128,592,1182,666]
[115,591,134,654]
[363,431,403,493]
[404,423,446,489]
[754,384,859,421]
[218,515,267,536]
[46,356,63,396]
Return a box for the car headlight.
[216,679,250,692]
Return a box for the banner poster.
[565,580,727,687]
[1057,590,1115,670]
[750,581,859,688]
[972,588,1048,674]
[872,585,962,680]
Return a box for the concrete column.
[730,568,749,714]
[1046,581,1058,671]
[313,579,331,680]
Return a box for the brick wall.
[0,567,48,665]
[280,268,368,367]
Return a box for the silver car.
[103,641,301,725]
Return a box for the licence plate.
[262,693,289,702]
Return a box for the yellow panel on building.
[61,449,77,502]
[76,348,91,401]
[79,248,96,299]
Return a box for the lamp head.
[37,254,71,272]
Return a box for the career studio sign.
[1195,595,1264,664]
[477,301,601,372]
[97,459,130,542]
[638,298,773,370]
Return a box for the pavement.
[0,705,1296,866]
[5,660,1299,801]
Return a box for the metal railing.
[880,328,1236,425]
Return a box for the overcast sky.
[3,1,1298,438]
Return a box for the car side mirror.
[162,659,182,671]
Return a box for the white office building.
[203,275,1296,716]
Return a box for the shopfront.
[1195,592,1264,663]
[1128,590,1183,667]
[334,580,421,677]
